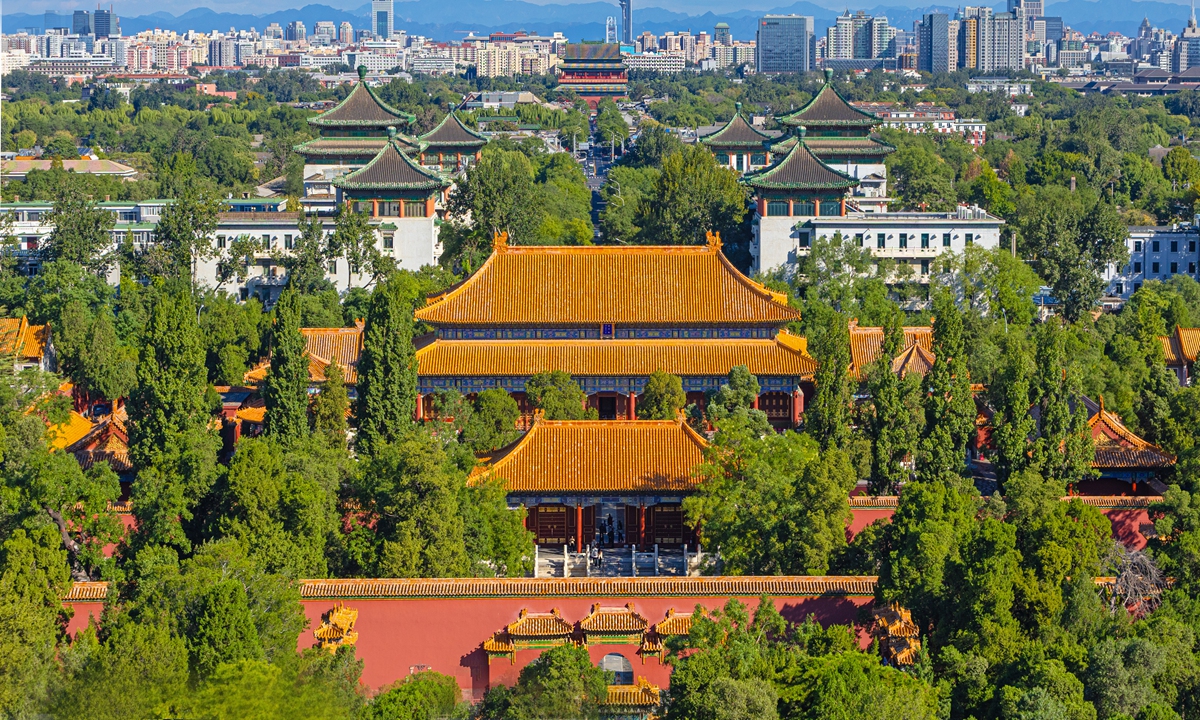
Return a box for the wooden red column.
[792,389,803,428]
[627,392,637,420]
[639,505,646,546]
[575,506,583,550]
[752,394,760,410]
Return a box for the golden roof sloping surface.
[653,607,699,636]
[302,325,364,384]
[417,333,817,379]
[297,576,880,599]
[507,608,575,637]
[604,677,661,707]
[1086,396,1176,469]
[63,581,109,601]
[848,323,933,378]
[47,411,96,451]
[415,240,798,327]
[891,342,936,378]
[0,317,49,361]
[580,603,650,632]
[470,418,707,493]
[1160,326,1200,364]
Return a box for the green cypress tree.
[525,371,596,420]
[128,286,209,470]
[264,289,311,442]
[917,292,976,484]
[638,369,686,420]
[868,313,919,494]
[989,331,1036,488]
[311,361,349,448]
[187,579,264,680]
[1030,322,1095,488]
[807,310,853,449]
[355,276,417,457]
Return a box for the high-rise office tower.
[339,21,354,44]
[372,0,393,39]
[620,0,633,45]
[918,12,949,73]
[714,22,731,46]
[73,10,92,35]
[285,20,307,42]
[92,8,114,38]
[757,14,813,73]
[606,16,617,44]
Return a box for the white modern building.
[751,203,1004,277]
[1104,222,1200,299]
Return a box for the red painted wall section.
[1101,507,1153,550]
[298,594,874,699]
[848,508,895,539]
[63,601,104,637]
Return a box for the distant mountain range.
[2,0,1194,43]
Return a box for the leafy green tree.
[598,165,659,243]
[355,275,418,457]
[806,308,852,449]
[786,651,942,720]
[989,331,1037,487]
[202,437,335,578]
[44,189,115,272]
[0,527,71,717]
[187,578,265,680]
[1162,146,1200,187]
[460,478,534,578]
[462,388,520,452]
[525,371,597,420]
[328,204,382,291]
[44,133,79,158]
[127,285,210,470]
[504,644,609,720]
[886,141,957,211]
[1016,186,1128,322]
[638,369,686,420]
[264,289,311,442]
[447,148,542,242]
[686,426,855,575]
[153,186,221,289]
[633,144,747,245]
[311,361,348,448]
[78,309,137,402]
[279,213,332,292]
[180,659,358,719]
[363,671,461,720]
[868,313,922,494]
[48,621,189,720]
[351,429,470,577]
[1030,322,1095,487]
[623,124,684,168]
[918,291,976,484]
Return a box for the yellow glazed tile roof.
[302,325,364,384]
[507,608,576,637]
[654,607,699,636]
[580,603,650,633]
[296,576,881,599]
[470,418,707,493]
[63,581,109,601]
[47,411,96,451]
[848,322,933,378]
[415,234,798,327]
[604,677,661,707]
[417,333,817,379]
[0,317,49,361]
[1160,326,1200,365]
[1087,396,1175,469]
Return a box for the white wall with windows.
[1104,223,1200,299]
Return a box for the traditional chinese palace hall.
[471,415,708,549]
[413,232,816,428]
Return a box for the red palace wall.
[294,577,877,698]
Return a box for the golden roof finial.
[493,230,509,251]
[706,230,722,250]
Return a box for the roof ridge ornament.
[357,64,367,80]
[493,230,509,251]
[706,230,722,250]
[824,67,833,83]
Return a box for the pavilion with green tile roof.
[333,128,451,220]
[698,103,774,174]
[417,113,489,172]
[743,127,860,219]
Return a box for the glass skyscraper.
[372,0,393,39]
[756,14,814,73]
